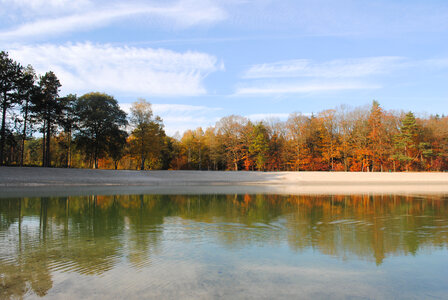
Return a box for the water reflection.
[1,194,448,298]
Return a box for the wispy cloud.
[120,103,222,135]
[2,0,448,43]
[9,42,224,97]
[152,104,221,114]
[237,56,446,96]
[220,0,448,36]
[120,103,221,114]
[0,0,226,41]
[243,57,404,79]
[236,55,448,96]
[152,104,222,135]
[1,0,91,14]
[0,6,142,40]
[246,113,290,121]
[236,82,381,96]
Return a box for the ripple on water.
[1,194,448,299]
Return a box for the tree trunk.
[20,100,29,167]
[93,134,98,169]
[199,146,202,170]
[45,117,51,167]
[0,96,6,166]
[67,128,72,168]
[42,120,46,167]
[187,147,191,163]
[94,148,98,169]
[140,135,145,170]
[140,157,145,170]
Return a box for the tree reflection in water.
[1,193,448,298]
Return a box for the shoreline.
[2,167,448,197]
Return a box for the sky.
[1,0,448,135]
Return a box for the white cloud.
[236,82,380,96]
[120,103,220,114]
[152,104,221,113]
[120,103,221,135]
[237,55,448,96]
[243,57,404,79]
[246,113,290,121]
[218,0,448,36]
[237,56,414,96]
[2,0,91,12]
[2,0,448,42]
[0,0,227,41]
[9,42,223,97]
[0,7,139,40]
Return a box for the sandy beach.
[1,167,448,197]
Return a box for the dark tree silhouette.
[74,92,127,169]
[17,65,37,166]
[0,51,22,165]
[31,71,62,167]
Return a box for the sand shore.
[1,167,448,197]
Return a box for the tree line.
[2,50,448,171]
[173,105,447,172]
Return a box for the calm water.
[1,194,448,299]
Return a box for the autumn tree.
[367,101,388,171]
[204,126,223,170]
[425,115,448,170]
[265,119,287,171]
[180,128,208,170]
[335,106,355,171]
[216,115,248,171]
[349,108,370,171]
[286,113,309,170]
[75,92,127,169]
[129,99,165,170]
[319,109,339,171]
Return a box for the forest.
[2,50,448,172]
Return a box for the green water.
[1,194,448,299]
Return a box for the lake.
[1,193,448,299]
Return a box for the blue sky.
[1,0,447,135]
